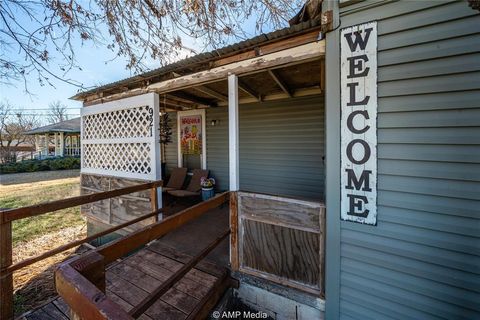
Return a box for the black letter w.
[344,28,373,51]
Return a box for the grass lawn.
[0,170,86,316]
[0,170,84,245]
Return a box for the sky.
[0,3,298,124]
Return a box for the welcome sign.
[340,22,378,225]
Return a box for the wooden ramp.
[21,206,231,320]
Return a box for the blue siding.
[204,96,325,199]
[335,1,480,319]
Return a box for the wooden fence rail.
[0,180,163,320]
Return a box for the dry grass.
[0,170,88,316]
[0,172,83,245]
[13,226,88,315]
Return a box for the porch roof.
[25,117,81,135]
[71,19,322,102]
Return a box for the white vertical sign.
[340,22,378,225]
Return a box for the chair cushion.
[166,167,188,189]
[186,169,209,192]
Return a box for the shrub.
[0,157,80,174]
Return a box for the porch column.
[59,132,64,157]
[44,133,49,157]
[54,133,59,156]
[228,74,239,191]
[35,135,41,152]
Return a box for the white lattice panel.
[83,106,153,140]
[81,93,160,180]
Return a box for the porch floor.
[20,205,230,320]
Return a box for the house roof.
[71,19,322,101]
[25,117,81,135]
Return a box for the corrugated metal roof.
[25,117,81,134]
[71,19,321,100]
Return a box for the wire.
[3,113,80,117]
[7,108,81,111]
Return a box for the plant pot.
[201,188,215,201]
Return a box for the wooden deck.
[20,206,230,320]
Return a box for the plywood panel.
[81,173,156,232]
[241,219,320,287]
[81,174,110,191]
[238,192,323,233]
[80,187,111,223]
[110,177,151,199]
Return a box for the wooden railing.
[0,180,163,320]
[55,192,230,320]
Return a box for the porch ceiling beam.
[147,41,325,94]
[217,86,322,107]
[268,69,292,97]
[193,86,228,102]
[159,99,190,110]
[167,92,216,107]
[238,79,262,102]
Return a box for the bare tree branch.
[47,100,69,123]
[0,0,304,92]
[0,101,40,163]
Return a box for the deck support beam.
[228,74,240,192]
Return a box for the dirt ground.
[0,169,88,316]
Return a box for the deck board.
[41,303,68,320]
[19,206,229,319]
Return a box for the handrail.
[55,192,230,320]
[6,208,163,274]
[98,192,229,264]
[56,252,132,320]
[0,179,163,320]
[1,180,163,223]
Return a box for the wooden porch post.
[228,74,240,271]
[228,74,239,192]
[153,93,163,220]
[0,211,13,320]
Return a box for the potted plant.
[159,112,173,180]
[200,177,216,201]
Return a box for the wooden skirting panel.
[236,192,325,295]
[81,173,155,232]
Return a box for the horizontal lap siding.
[206,108,230,191]
[339,1,480,319]
[238,96,324,200]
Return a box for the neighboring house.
[25,118,81,159]
[56,1,479,320]
[0,140,35,163]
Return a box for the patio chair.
[162,167,188,192]
[168,169,209,198]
